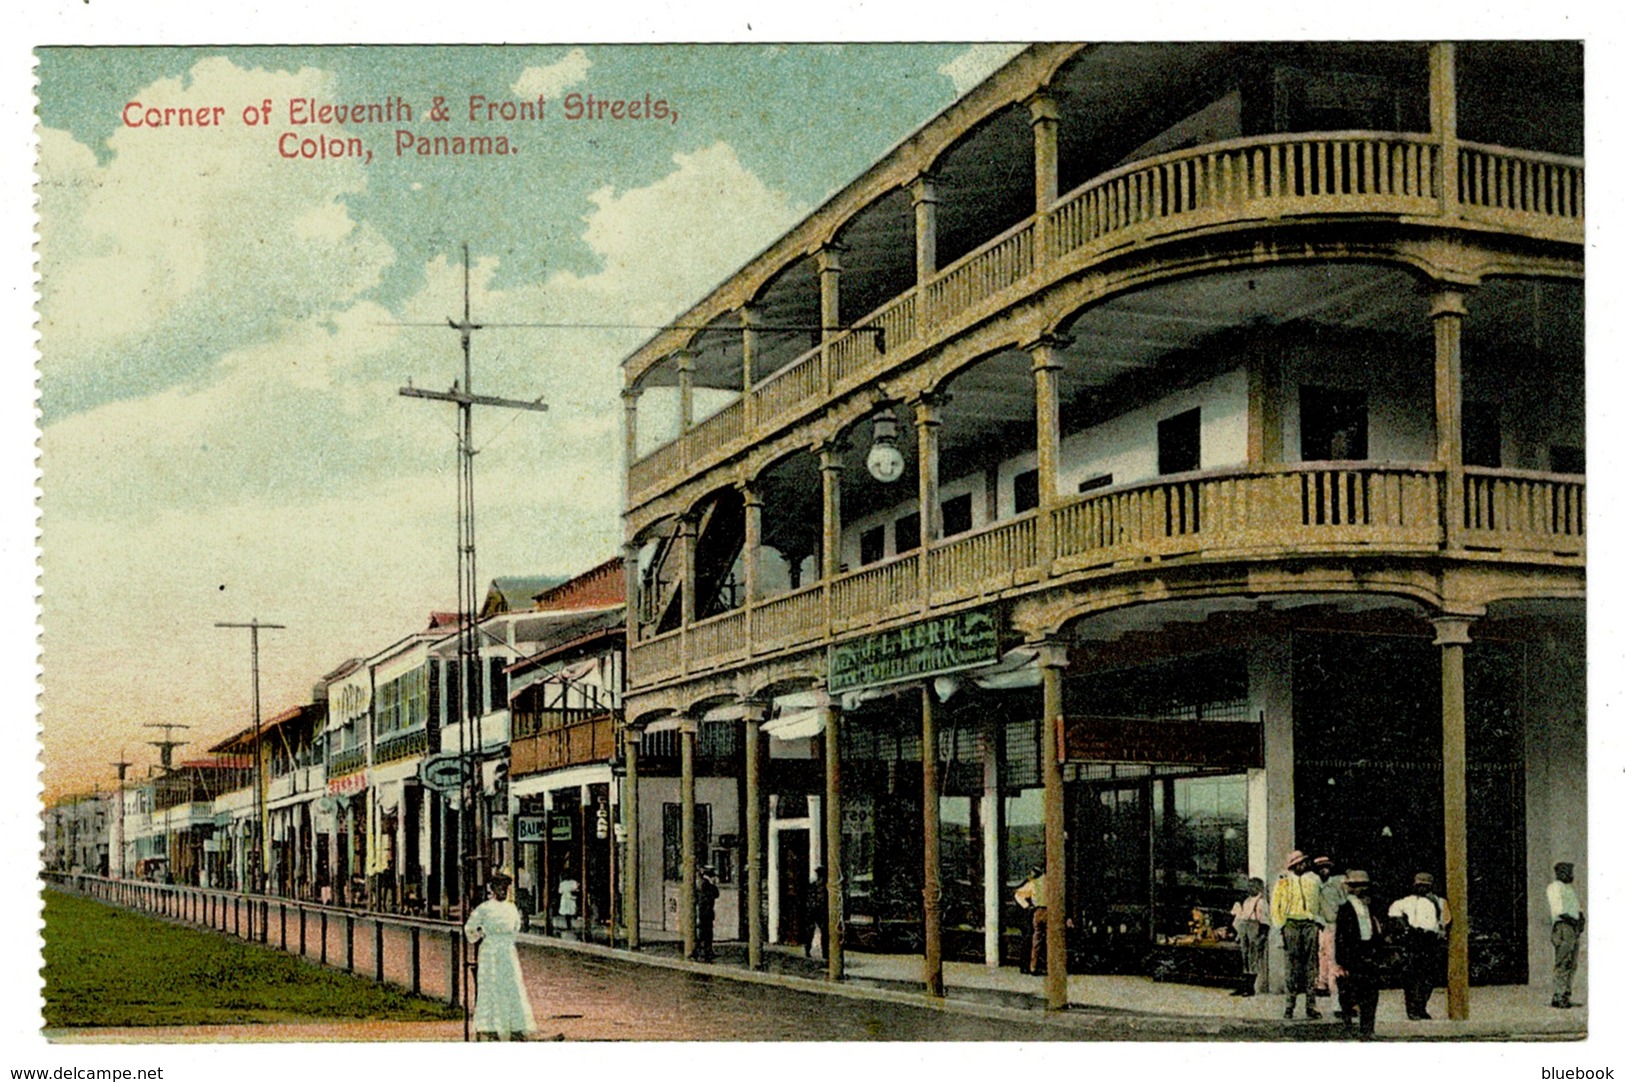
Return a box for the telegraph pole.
[399,244,546,899]
[216,619,285,895]
[109,753,132,879]
[144,724,189,883]
[399,245,547,1040]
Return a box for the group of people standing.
[1237,849,1584,1038]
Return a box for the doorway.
[777,828,810,946]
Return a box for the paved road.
[506,944,1070,1041]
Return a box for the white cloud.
[37,57,393,416]
[512,48,593,100]
[938,43,1027,97]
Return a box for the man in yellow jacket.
[1271,849,1323,1019]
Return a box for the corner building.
[618,43,1583,1011]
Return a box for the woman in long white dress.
[464,874,537,1040]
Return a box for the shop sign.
[515,815,545,844]
[1060,715,1263,769]
[327,771,369,797]
[419,753,471,794]
[828,609,1000,693]
[550,811,573,841]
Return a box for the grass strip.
[42,888,463,1028]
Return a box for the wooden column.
[744,705,767,970]
[822,703,845,980]
[742,483,762,608]
[622,541,642,643]
[622,386,641,489]
[817,246,844,343]
[914,395,942,607]
[1430,42,1459,215]
[1432,289,1469,545]
[819,442,844,582]
[1038,643,1069,1009]
[982,712,1004,969]
[679,514,698,631]
[677,350,696,435]
[679,716,698,959]
[1434,615,1474,1021]
[911,176,938,285]
[921,685,944,997]
[1028,91,1060,265]
[624,729,641,950]
[740,305,759,394]
[1030,337,1068,568]
[1246,344,1283,466]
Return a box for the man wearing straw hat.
[1387,870,1451,1020]
[1270,849,1323,1019]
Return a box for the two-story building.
[617,42,1583,1011]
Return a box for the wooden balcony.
[626,464,1584,689]
[510,714,617,778]
[627,133,1583,510]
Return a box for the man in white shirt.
[1547,861,1584,1008]
[1387,871,1451,1020]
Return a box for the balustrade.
[928,513,1040,597]
[1461,468,1585,554]
[752,583,825,651]
[830,553,921,631]
[687,609,748,669]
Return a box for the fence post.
[411,926,421,995]
[299,906,307,957]
[345,913,354,972]
[320,910,328,966]
[448,931,460,1007]
[374,919,385,983]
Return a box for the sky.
[33,42,1027,800]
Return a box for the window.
[1078,473,1114,495]
[1463,402,1502,468]
[488,657,509,712]
[895,512,921,553]
[941,493,973,537]
[662,802,711,882]
[1158,409,1202,475]
[1550,445,1585,474]
[1300,385,1369,461]
[859,526,885,566]
[1012,468,1039,514]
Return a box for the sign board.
[827,608,1000,693]
[1059,715,1263,769]
[550,811,573,841]
[419,753,471,794]
[515,815,545,844]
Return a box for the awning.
[763,709,824,741]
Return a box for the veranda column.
[1037,642,1069,1009]
[740,305,759,393]
[742,483,762,608]
[1030,337,1068,569]
[914,395,942,608]
[743,703,768,970]
[982,713,1004,969]
[1434,615,1474,1021]
[911,175,938,285]
[1430,43,1460,217]
[679,513,698,633]
[622,541,642,643]
[677,350,696,435]
[817,246,844,342]
[1432,289,1469,545]
[1028,91,1060,265]
[623,728,641,950]
[680,715,698,959]
[820,440,844,603]
[822,702,845,980]
[921,685,944,997]
[622,385,641,482]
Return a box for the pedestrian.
[1013,864,1048,976]
[806,867,829,960]
[1270,849,1323,1019]
[1313,856,1348,1008]
[464,873,537,1041]
[1547,861,1584,1008]
[696,864,720,961]
[1332,869,1384,1039]
[1387,871,1451,1020]
[1229,876,1270,996]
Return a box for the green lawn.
[41,888,464,1027]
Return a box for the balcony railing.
[625,463,1589,689]
[1461,467,1585,556]
[511,714,617,777]
[626,132,1582,510]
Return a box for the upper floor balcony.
[623,42,1582,516]
[510,710,619,777]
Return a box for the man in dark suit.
[1333,869,1384,1039]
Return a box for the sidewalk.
[528,932,1587,1041]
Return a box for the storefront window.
[1002,788,1044,892]
[1153,773,1247,938]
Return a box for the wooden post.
[624,729,642,950]
[744,709,766,970]
[1039,643,1069,1009]
[914,395,942,608]
[823,703,845,980]
[1029,92,1060,264]
[912,176,938,284]
[1435,616,1474,1020]
[680,716,698,959]
[1030,337,1068,569]
[375,918,386,982]
[1430,43,1459,215]
[921,686,944,997]
[817,246,844,343]
[411,925,422,994]
[1433,290,1469,545]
